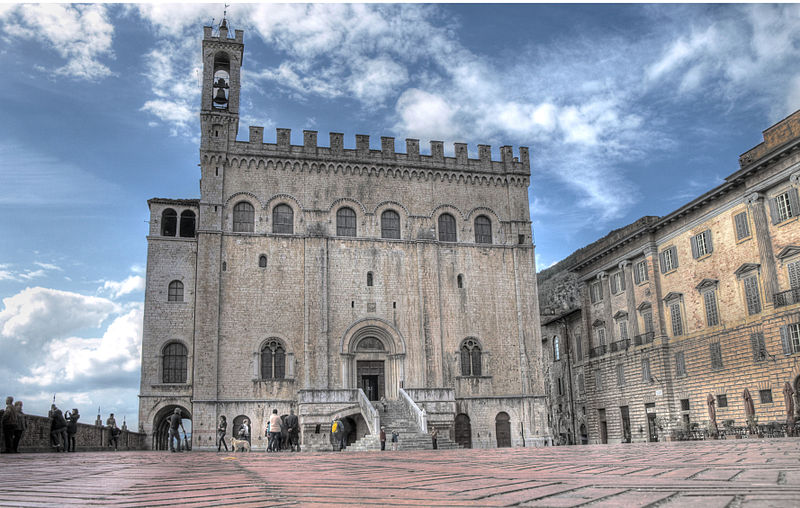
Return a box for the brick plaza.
[2,439,800,507]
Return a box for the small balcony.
[589,345,607,358]
[633,331,655,346]
[774,288,800,308]
[610,339,630,353]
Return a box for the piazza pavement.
[1,439,799,507]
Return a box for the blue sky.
[0,3,798,429]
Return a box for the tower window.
[381,210,400,239]
[162,342,187,384]
[212,53,231,110]
[367,272,373,287]
[272,204,294,234]
[336,207,357,237]
[260,339,286,380]
[168,280,184,302]
[258,255,267,268]
[438,213,456,242]
[233,201,255,232]
[460,339,482,376]
[457,274,464,288]
[179,210,196,238]
[161,209,177,237]
[474,215,492,244]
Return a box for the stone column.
[747,192,779,307]
[600,271,612,341]
[644,244,668,340]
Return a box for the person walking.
[380,426,386,451]
[285,409,299,452]
[168,408,186,452]
[217,415,228,452]
[1,396,17,453]
[430,427,438,450]
[65,409,79,452]
[12,401,26,453]
[391,430,399,451]
[239,418,251,446]
[268,409,282,452]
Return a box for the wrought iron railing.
[634,331,655,346]
[774,288,800,308]
[589,345,607,358]
[610,339,630,353]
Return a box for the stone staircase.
[346,400,459,452]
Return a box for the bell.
[213,88,228,105]
[214,77,228,89]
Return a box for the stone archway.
[455,413,472,449]
[495,412,511,448]
[152,405,191,451]
[340,319,406,399]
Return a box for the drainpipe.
[561,317,577,445]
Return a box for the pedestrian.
[430,427,438,450]
[380,396,387,413]
[285,409,299,452]
[264,419,271,452]
[12,401,26,453]
[391,430,399,451]
[268,409,282,452]
[106,413,116,429]
[380,426,386,451]
[217,415,228,452]
[106,413,120,450]
[239,418,250,444]
[168,408,185,452]
[335,417,346,451]
[49,405,67,452]
[65,408,79,452]
[1,396,17,453]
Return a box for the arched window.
[381,210,400,239]
[438,213,456,242]
[162,342,187,384]
[233,202,255,232]
[336,207,356,237]
[179,210,196,237]
[258,255,267,268]
[161,209,177,237]
[261,339,286,379]
[367,272,373,287]
[272,204,293,234]
[474,215,492,244]
[554,335,561,361]
[457,274,464,288]
[460,339,481,376]
[168,280,184,302]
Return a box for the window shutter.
[706,230,713,254]
[780,325,791,355]
[659,252,667,273]
[789,188,800,217]
[691,235,699,259]
[734,212,749,240]
[671,246,679,269]
[620,271,626,291]
[769,198,781,224]
[789,261,800,289]
[634,264,641,284]
[643,261,649,281]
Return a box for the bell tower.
[200,18,244,149]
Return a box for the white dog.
[231,437,251,452]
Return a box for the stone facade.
[138,22,549,451]
[539,110,800,445]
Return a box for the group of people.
[1,396,26,454]
[214,409,301,452]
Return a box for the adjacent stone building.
[539,110,800,444]
[138,21,549,450]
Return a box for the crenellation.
[430,140,444,162]
[455,143,467,166]
[356,134,370,154]
[406,139,420,160]
[330,132,344,154]
[381,136,395,158]
[249,126,263,144]
[277,128,291,150]
[303,130,317,154]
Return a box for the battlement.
[235,127,530,175]
[203,24,243,44]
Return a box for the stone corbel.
[597,271,608,280]
[745,192,763,205]
[790,172,800,185]
[618,260,631,270]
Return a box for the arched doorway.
[341,319,406,399]
[232,415,252,444]
[579,424,588,444]
[152,405,191,451]
[455,413,472,449]
[495,412,511,448]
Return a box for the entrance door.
[620,406,631,443]
[356,361,384,401]
[495,412,511,447]
[645,403,658,442]
[455,413,472,449]
[598,409,608,444]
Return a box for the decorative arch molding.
[465,206,503,223]
[264,193,304,213]
[372,200,410,218]
[224,191,264,208]
[429,203,466,221]
[340,318,406,356]
[328,197,368,216]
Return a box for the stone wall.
[0,414,145,453]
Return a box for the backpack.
[331,421,338,433]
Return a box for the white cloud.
[100,275,145,299]
[0,287,119,347]
[0,4,115,81]
[34,262,62,272]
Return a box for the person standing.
[391,430,399,451]
[65,409,79,452]
[430,427,438,450]
[49,405,67,452]
[217,415,228,452]
[239,418,250,444]
[106,413,120,450]
[1,396,17,453]
[379,426,386,451]
[268,409,282,452]
[12,401,26,453]
[285,409,299,452]
[168,408,185,452]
